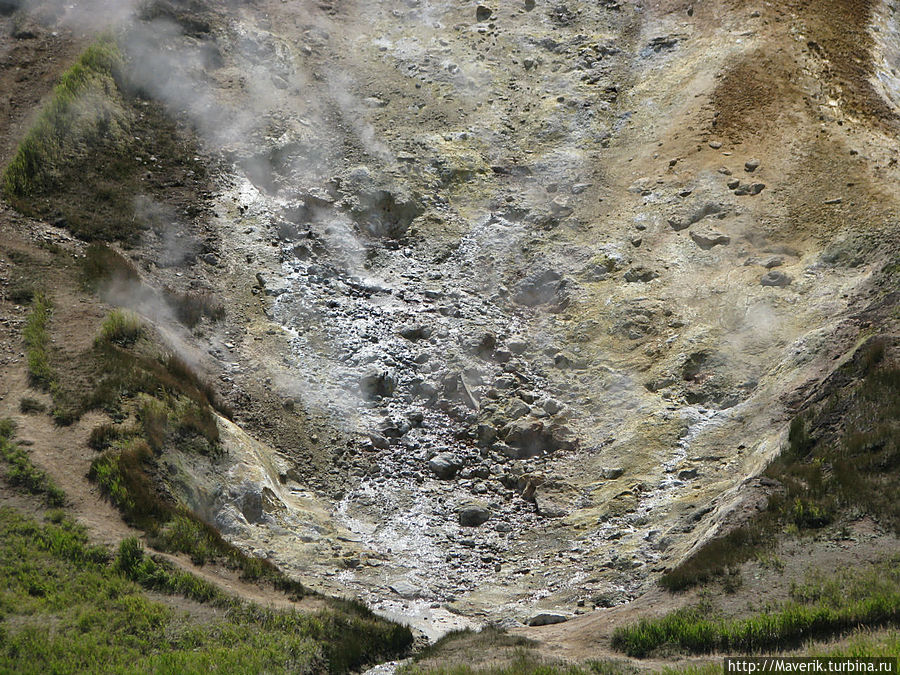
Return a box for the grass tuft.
[22,291,53,389]
[19,397,46,414]
[96,308,143,347]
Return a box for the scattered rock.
[708,140,722,149]
[476,5,493,21]
[399,323,431,341]
[513,270,568,308]
[690,227,730,249]
[554,351,587,369]
[761,270,792,287]
[507,339,528,355]
[602,467,624,479]
[624,267,659,283]
[428,453,462,479]
[359,368,397,398]
[824,197,843,205]
[527,613,569,626]
[535,495,568,518]
[745,158,761,172]
[502,419,575,457]
[458,501,492,527]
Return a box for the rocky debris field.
[4,0,900,637]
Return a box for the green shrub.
[0,508,411,673]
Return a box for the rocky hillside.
[2,0,899,648]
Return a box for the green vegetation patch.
[97,309,143,347]
[402,627,634,675]
[661,339,900,592]
[0,508,412,674]
[2,39,123,199]
[1,39,208,243]
[615,559,900,657]
[0,419,65,506]
[22,291,53,390]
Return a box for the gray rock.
[602,467,625,479]
[745,158,761,172]
[690,227,731,250]
[761,270,792,287]
[428,453,462,479]
[502,419,575,457]
[513,270,567,307]
[360,368,397,398]
[535,495,568,518]
[399,324,431,341]
[527,613,569,627]
[624,267,659,283]
[458,501,492,527]
[476,5,493,21]
[542,398,562,415]
[549,197,573,218]
[678,467,699,480]
[507,339,528,355]
[507,398,531,420]
[389,579,420,599]
[476,423,498,448]
[554,351,587,369]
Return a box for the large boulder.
[502,419,576,458]
[527,613,569,627]
[761,270,791,287]
[690,227,730,250]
